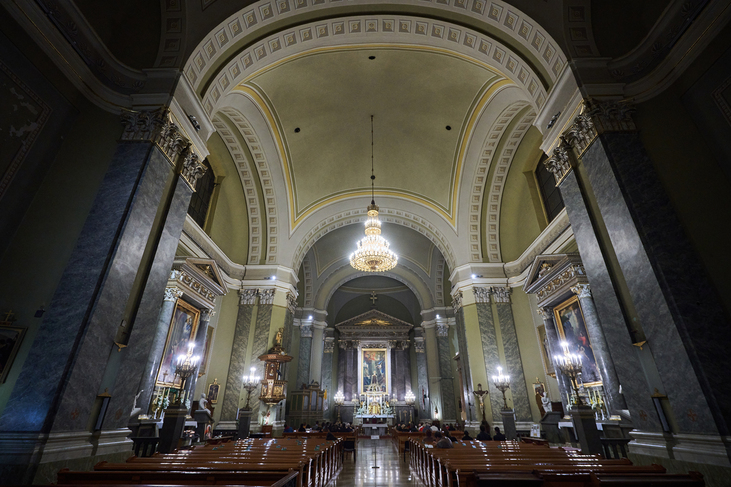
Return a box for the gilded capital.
[163,286,183,302]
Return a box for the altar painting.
[553,296,602,386]
[156,299,200,387]
[361,349,387,393]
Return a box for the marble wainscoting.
[454,310,477,422]
[248,303,273,418]
[436,334,457,422]
[582,139,716,435]
[321,349,333,421]
[104,174,194,430]
[219,304,254,421]
[476,302,504,423]
[559,170,661,431]
[296,333,312,388]
[494,301,532,421]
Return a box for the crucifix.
[370,291,378,308]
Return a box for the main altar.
[334,309,414,434]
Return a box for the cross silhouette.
[2,310,15,322]
[370,292,377,307]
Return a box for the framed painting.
[361,348,387,393]
[207,378,220,404]
[198,325,214,377]
[553,296,602,386]
[156,299,200,388]
[536,325,555,377]
[0,322,26,383]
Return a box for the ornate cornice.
[473,286,491,304]
[490,286,511,304]
[163,287,184,302]
[536,263,587,303]
[178,269,216,305]
[239,288,258,305]
[571,283,592,299]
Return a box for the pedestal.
[540,411,563,444]
[571,405,603,454]
[158,407,188,453]
[501,409,517,440]
[193,410,212,442]
[238,409,253,439]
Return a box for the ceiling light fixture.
[350,115,398,273]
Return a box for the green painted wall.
[499,126,544,263]
[206,132,249,265]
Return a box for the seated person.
[298,423,306,432]
[493,427,507,441]
[461,430,473,441]
[283,424,294,433]
[434,432,454,449]
[422,429,436,444]
[409,423,418,432]
[443,427,457,442]
[476,424,492,441]
[326,431,337,441]
[312,421,321,431]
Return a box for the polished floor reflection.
[329,438,423,487]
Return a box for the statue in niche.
[274,328,283,348]
[199,393,210,413]
[130,389,144,418]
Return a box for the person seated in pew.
[344,423,353,432]
[461,430,473,441]
[434,432,454,449]
[409,422,418,432]
[283,424,294,433]
[298,423,306,432]
[493,426,506,441]
[418,423,425,432]
[312,421,321,431]
[326,431,337,441]
[423,428,436,444]
[476,424,492,441]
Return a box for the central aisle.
[329,438,423,487]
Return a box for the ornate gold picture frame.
[553,295,602,387]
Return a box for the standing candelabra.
[241,367,260,410]
[334,390,345,422]
[553,341,584,406]
[473,383,489,420]
[492,367,511,410]
[174,344,200,407]
[405,390,415,423]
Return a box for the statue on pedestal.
[199,393,210,413]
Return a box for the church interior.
[1,0,731,485]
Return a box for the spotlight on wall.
[271,275,276,280]
[436,314,440,319]
[471,274,476,279]
[309,315,313,320]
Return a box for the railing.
[600,437,631,459]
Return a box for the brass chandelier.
[350,116,398,273]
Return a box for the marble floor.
[329,438,424,487]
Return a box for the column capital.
[180,148,207,190]
[121,107,191,167]
[436,323,449,337]
[200,308,215,321]
[323,337,335,353]
[490,286,511,304]
[300,324,313,338]
[414,336,425,353]
[286,292,297,314]
[239,288,258,305]
[544,137,573,185]
[258,288,276,305]
[571,283,592,299]
[537,307,553,319]
[452,291,463,313]
[473,286,491,304]
[562,99,637,158]
[163,286,183,302]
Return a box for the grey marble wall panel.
[416,351,429,417]
[476,303,503,422]
[403,349,412,401]
[587,133,728,435]
[455,310,477,422]
[220,305,254,421]
[437,335,456,422]
[337,348,346,398]
[249,304,273,414]
[576,295,626,412]
[296,336,312,388]
[104,175,193,430]
[136,298,177,414]
[344,348,356,401]
[321,351,333,421]
[0,143,158,433]
[559,170,661,431]
[495,303,532,421]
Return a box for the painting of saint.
[361,349,387,393]
[554,296,601,385]
[156,299,200,387]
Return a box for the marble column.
[219,289,257,421]
[453,302,477,423]
[309,323,325,385]
[570,284,626,413]
[474,288,504,423]
[538,307,572,413]
[337,341,347,398]
[322,331,335,421]
[296,324,313,388]
[548,140,662,431]
[490,287,531,421]
[103,165,199,431]
[344,346,357,401]
[436,323,457,422]
[135,285,183,416]
[414,328,430,419]
[248,289,275,417]
[185,308,212,405]
[572,105,721,434]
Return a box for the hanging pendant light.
[350,116,398,273]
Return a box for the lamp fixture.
[350,115,398,273]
